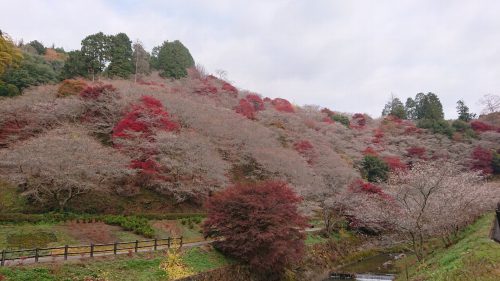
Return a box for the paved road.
[2,227,323,266]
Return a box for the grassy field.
[0,246,231,281]
[397,213,500,281]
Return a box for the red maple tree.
[203,181,307,279]
[271,98,294,113]
[471,146,493,175]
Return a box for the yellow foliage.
[0,32,22,75]
[160,248,193,280]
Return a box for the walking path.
[2,227,322,266]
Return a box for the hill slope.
[0,73,499,214]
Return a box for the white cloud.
[2,0,499,118]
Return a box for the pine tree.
[157,40,195,79]
[456,99,476,122]
[107,33,133,78]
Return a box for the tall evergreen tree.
[456,99,476,122]
[405,97,417,120]
[27,40,46,55]
[157,40,194,79]
[107,33,133,78]
[81,32,111,81]
[382,95,407,119]
[415,92,444,120]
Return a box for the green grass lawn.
[397,213,500,281]
[0,246,232,281]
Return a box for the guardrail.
[0,237,182,266]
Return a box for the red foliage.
[221,82,238,97]
[349,179,386,196]
[234,94,266,119]
[80,84,116,99]
[404,126,421,134]
[234,99,256,120]
[263,97,272,102]
[195,79,218,96]
[203,181,307,279]
[245,94,265,111]
[113,96,179,140]
[470,120,496,132]
[383,156,407,171]
[372,129,384,143]
[293,140,315,164]
[406,146,426,159]
[322,116,334,124]
[0,119,30,147]
[362,147,378,156]
[471,146,493,175]
[271,98,294,113]
[351,113,367,128]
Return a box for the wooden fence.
[0,236,182,266]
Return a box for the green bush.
[417,119,455,137]
[331,114,350,127]
[361,155,389,182]
[452,120,476,139]
[0,82,20,97]
[101,215,155,238]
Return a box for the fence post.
[154,239,157,251]
[1,250,5,266]
[64,245,68,260]
[113,242,117,255]
[35,248,39,262]
[180,236,183,248]
[135,240,139,253]
[90,243,94,258]
[167,237,171,249]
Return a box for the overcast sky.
[2,0,499,118]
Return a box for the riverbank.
[396,213,500,281]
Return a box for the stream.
[322,253,404,281]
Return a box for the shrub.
[102,215,155,238]
[406,146,426,159]
[383,156,407,171]
[361,155,389,182]
[348,179,385,197]
[194,79,218,95]
[293,140,315,164]
[203,181,307,280]
[57,79,87,97]
[417,119,455,137]
[331,114,350,127]
[245,94,265,111]
[351,113,366,128]
[221,82,238,97]
[113,96,179,140]
[0,82,20,97]
[362,147,378,156]
[471,146,493,175]
[470,120,496,132]
[234,99,256,120]
[80,84,116,99]
[271,98,294,113]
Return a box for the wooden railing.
[0,237,182,266]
